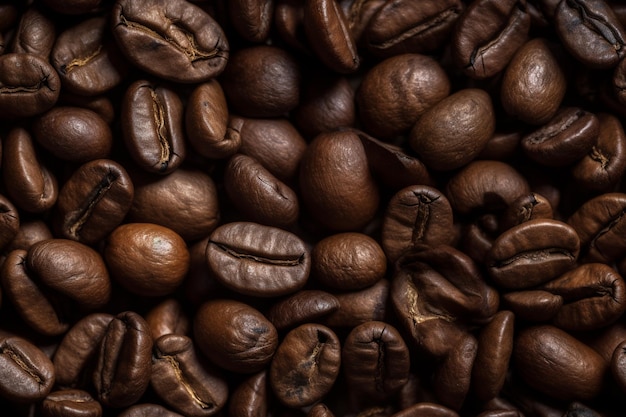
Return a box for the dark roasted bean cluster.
[3,0,626,416]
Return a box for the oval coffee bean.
[121,80,185,174]
[433,333,477,410]
[229,0,273,43]
[270,323,341,408]
[0,53,60,118]
[541,263,626,331]
[53,159,133,245]
[40,389,102,417]
[513,325,606,401]
[193,299,278,373]
[118,404,183,417]
[611,340,626,394]
[392,402,461,417]
[112,0,229,83]
[502,290,563,322]
[151,334,228,416]
[0,335,55,403]
[206,222,310,297]
[409,88,495,171]
[93,311,153,408]
[499,192,553,232]
[0,195,20,250]
[487,219,580,290]
[11,5,55,58]
[104,223,190,297]
[266,290,340,331]
[228,371,268,417]
[144,299,189,341]
[323,279,389,329]
[342,321,410,400]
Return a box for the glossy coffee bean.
[118,404,183,417]
[499,192,553,232]
[228,371,268,417]
[104,223,190,297]
[392,402,460,417]
[324,279,389,328]
[266,290,340,331]
[0,195,20,251]
[193,299,278,374]
[270,323,341,408]
[229,0,274,43]
[206,222,310,297]
[502,290,563,322]
[144,299,189,341]
[40,389,102,417]
[611,340,626,394]
[433,333,477,410]
[10,6,54,58]
[112,0,229,83]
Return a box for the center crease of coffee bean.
[493,248,575,268]
[213,242,305,266]
[68,170,119,239]
[62,45,103,74]
[1,347,43,384]
[162,355,213,409]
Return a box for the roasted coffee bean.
[300,129,379,231]
[52,16,128,96]
[185,80,237,160]
[228,371,268,417]
[117,404,183,417]
[555,0,626,69]
[53,313,114,388]
[40,389,102,417]
[611,340,626,394]
[144,299,189,341]
[221,45,300,117]
[104,223,190,297]
[308,403,335,417]
[0,53,60,118]
[206,222,309,297]
[111,0,229,83]
[53,159,133,245]
[273,0,308,53]
[2,127,58,214]
[93,311,153,408]
[324,279,389,328]
[128,168,220,242]
[11,5,55,58]
[478,131,522,160]
[270,323,341,408]
[304,0,359,74]
[502,290,563,322]
[58,93,115,124]
[0,334,55,403]
[392,402,460,417]
[151,334,228,416]
[541,263,626,331]
[3,220,53,256]
[363,0,463,57]
[382,185,455,263]
[452,0,530,79]
[356,53,450,140]
[0,194,20,251]
[193,299,278,373]
[472,311,515,402]
[521,107,599,167]
[121,80,185,174]
[487,219,580,290]
[499,192,553,232]
[224,154,299,228]
[433,333,477,410]
[229,0,274,43]
[267,290,339,331]
[342,321,410,400]
[312,232,386,290]
[513,325,606,401]
[501,38,566,125]
[33,106,112,163]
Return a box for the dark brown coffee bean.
[613,56,626,105]
[499,192,553,232]
[121,80,185,174]
[185,80,238,160]
[571,113,626,192]
[324,279,389,328]
[0,53,60,118]
[392,402,460,417]
[93,311,153,408]
[118,404,183,417]
[58,93,115,124]
[270,323,341,408]
[228,371,268,417]
[40,389,102,417]
[3,220,53,255]
[568,193,626,263]
[104,223,190,297]
[274,0,308,53]
[33,107,112,163]
[312,232,386,290]
[224,154,299,228]
[221,45,300,117]
[267,290,340,331]
[128,168,220,242]
[342,321,410,400]
[472,311,515,402]
[151,334,228,416]
[487,219,580,290]
[53,313,114,388]
[206,222,310,297]
[452,0,530,79]
[308,403,335,417]
[229,0,274,43]
[300,130,379,231]
[194,299,278,374]
[53,159,133,245]
[555,0,626,69]
[0,195,20,251]
[52,16,128,96]
[501,38,566,125]
[502,290,563,322]
[382,185,455,264]
[11,6,55,58]
[2,127,58,214]
[513,325,606,401]
[611,340,626,393]
[433,333,477,410]
[0,334,55,403]
[363,0,463,57]
[478,131,521,160]
[521,107,599,167]
[112,0,229,83]
[144,299,189,341]
[356,53,450,140]
[304,0,359,74]
[541,263,626,331]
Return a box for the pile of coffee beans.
[3,0,626,416]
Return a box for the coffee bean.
[40,389,102,417]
